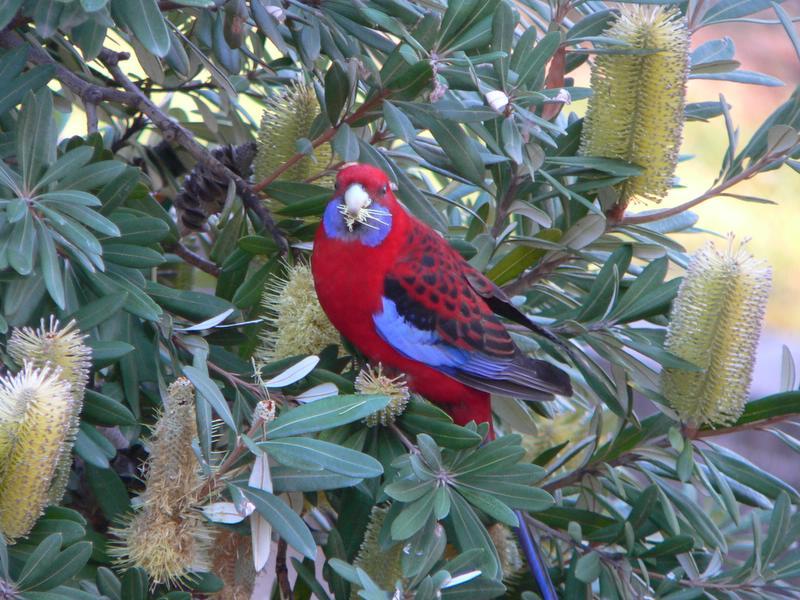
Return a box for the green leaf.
[701,0,786,24]
[270,466,362,492]
[545,155,643,177]
[46,203,120,237]
[390,490,436,540]
[639,535,695,558]
[260,437,383,478]
[112,0,171,57]
[516,31,561,87]
[728,391,800,426]
[455,486,517,526]
[120,567,147,600]
[144,281,234,321]
[86,340,135,367]
[24,542,92,591]
[268,394,390,438]
[96,567,121,600]
[238,486,317,559]
[182,365,237,434]
[86,464,131,522]
[0,64,53,119]
[447,490,501,579]
[689,70,784,87]
[36,220,65,309]
[103,244,165,268]
[705,444,798,500]
[75,422,116,468]
[8,212,36,275]
[17,89,54,189]
[429,120,484,183]
[324,60,350,124]
[492,1,515,87]
[577,245,632,321]
[16,534,62,590]
[36,148,95,190]
[82,390,137,426]
[575,552,601,583]
[383,101,416,142]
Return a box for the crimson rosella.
[311,163,572,431]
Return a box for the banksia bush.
[662,241,772,427]
[254,83,331,184]
[579,5,690,206]
[0,364,74,541]
[255,262,340,361]
[8,317,91,504]
[355,363,410,427]
[112,378,213,584]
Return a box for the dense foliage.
[0,0,800,598]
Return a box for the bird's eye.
[334,180,341,191]
[378,184,388,195]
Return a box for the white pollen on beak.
[344,183,371,216]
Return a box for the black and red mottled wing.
[372,220,572,400]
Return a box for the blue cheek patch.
[322,199,392,247]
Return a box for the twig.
[614,151,789,227]
[85,101,98,134]
[165,242,221,277]
[276,539,294,599]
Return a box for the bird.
[311,163,572,432]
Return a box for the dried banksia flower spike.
[579,5,690,208]
[0,364,74,541]
[355,364,410,427]
[661,239,771,427]
[112,378,213,585]
[7,317,92,505]
[254,83,332,184]
[255,262,340,362]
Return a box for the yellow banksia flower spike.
[255,262,340,361]
[0,363,74,541]
[579,5,690,207]
[355,364,410,427]
[112,378,213,585]
[661,240,772,427]
[352,505,405,595]
[8,317,92,504]
[254,83,332,184]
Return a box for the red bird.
[311,164,572,430]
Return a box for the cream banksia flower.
[355,364,410,427]
[488,523,523,579]
[8,317,92,504]
[255,262,340,361]
[579,5,689,206]
[112,378,213,585]
[661,240,772,427]
[0,364,74,541]
[352,505,405,595]
[254,83,332,184]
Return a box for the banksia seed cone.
[661,240,771,427]
[355,364,410,427]
[210,530,257,600]
[173,142,257,233]
[254,83,332,184]
[352,505,404,596]
[0,364,74,541]
[8,317,91,504]
[579,5,689,206]
[255,262,340,361]
[112,378,213,584]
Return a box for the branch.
[614,151,791,227]
[165,242,221,277]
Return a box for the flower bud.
[355,364,410,427]
[353,505,404,592]
[485,90,510,113]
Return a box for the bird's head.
[321,163,396,247]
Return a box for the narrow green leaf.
[36,220,65,308]
[25,542,92,591]
[268,394,390,438]
[182,365,237,434]
[112,0,171,57]
[238,486,317,559]
[83,390,137,426]
[260,437,383,478]
[17,534,63,590]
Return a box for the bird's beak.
[343,183,371,217]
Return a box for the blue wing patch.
[373,297,507,378]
